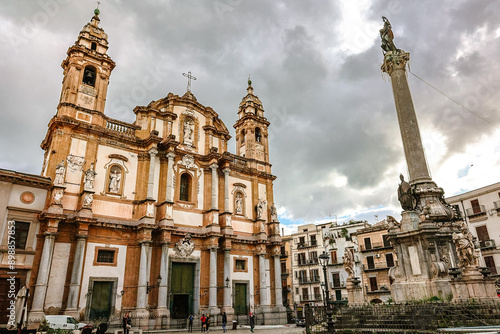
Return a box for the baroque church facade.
[28,10,285,325]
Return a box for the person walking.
[188,314,194,333]
[249,312,255,333]
[222,312,227,333]
[200,314,206,332]
[122,312,131,334]
[206,314,211,333]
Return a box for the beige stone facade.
[26,11,285,326]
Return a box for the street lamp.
[319,251,334,333]
[146,274,162,294]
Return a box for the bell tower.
[58,7,115,117]
[234,79,270,163]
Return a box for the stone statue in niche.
[108,166,122,193]
[343,248,355,279]
[235,193,243,214]
[256,199,266,220]
[397,174,415,211]
[453,223,479,268]
[54,160,66,185]
[270,203,278,222]
[83,163,97,191]
[174,234,195,258]
[183,118,194,145]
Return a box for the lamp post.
[146,275,162,294]
[319,251,334,333]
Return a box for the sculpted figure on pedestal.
[235,194,243,214]
[270,203,278,222]
[256,199,266,220]
[83,163,97,191]
[109,167,121,193]
[343,248,355,279]
[54,160,66,185]
[397,174,415,211]
[453,223,479,268]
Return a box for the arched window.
[255,127,262,143]
[241,129,246,143]
[108,165,123,194]
[179,173,191,201]
[83,65,96,87]
[91,42,97,51]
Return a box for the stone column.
[147,148,158,199]
[165,152,175,202]
[210,164,219,210]
[209,247,218,310]
[223,168,230,212]
[157,243,169,309]
[382,51,431,184]
[136,242,152,312]
[223,250,232,309]
[66,236,87,313]
[30,234,56,317]
[274,255,283,307]
[259,254,268,306]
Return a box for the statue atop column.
[397,174,416,211]
[270,203,278,222]
[380,16,398,53]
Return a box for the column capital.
[148,148,158,156]
[166,152,176,160]
[210,163,218,170]
[222,168,230,175]
[381,50,410,75]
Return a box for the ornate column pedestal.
[450,267,497,302]
[346,278,364,305]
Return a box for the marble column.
[273,255,283,307]
[382,51,431,184]
[136,242,152,311]
[157,243,169,309]
[210,164,218,210]
[223,168,230,212]
[259,254,268,306]
[209,247,218,309]
[147,148,158,199]
[31,234,56,313]
[223,250,231,309]
[165,152,175,202]
[66,236,87,311]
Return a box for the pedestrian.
[206,314,210,333]
[200,314,206,332]
[222,312,227,333]
[188,314,194,333]
[249,312,255,333]
[122,312,131,334]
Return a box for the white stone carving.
[53,189,64,205]
[146,202,155,217]
[256,199,267,220]
[54,160,66,185]
[83,163,97,191]
[343,248,355,279]
[66,154,85,173]
[109,166,122,193]
[183,118,194,145]
[82,193,93,207]
[174,234,195,258]
[182,155,195,169]
[270,203,278,222]
[235,193,243,214]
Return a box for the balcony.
[298,259,319,266]
[328,261,344,267]
[362,263,393,272]
[297,241,318,249]
[466,205,486,218]
[360,242,391,252]
[298,276,321,285]
[300,294,323,302]
[330,281,346,289]
[479,239,496,250]
[280,251,289,258]
[281,270,290,277]
[106,119,138,136]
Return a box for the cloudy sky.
[1,0,499,233]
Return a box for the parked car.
[296,317,305,327]
[44,315,88,331]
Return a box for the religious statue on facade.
[83,163,97,191]
[453,223,479,268]
[343,248,355,279]
[235,193,243,214]
[54,160,66,185]
[256,199,266,220]
[270,203,278,222]
[380,16,398,53]
[183,118,194,144]
[397,174,415,211]
[109,167,121,193]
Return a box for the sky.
[0,0,499,235]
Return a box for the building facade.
[27,10,285,326]
[355,220,396,303]
[0,169,51,326]
[447,182,500,275]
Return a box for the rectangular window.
[235,259,246,271]
[476,225,490,242]
[302,288,309,299]
[96,250,115,263]
[13,221,30,250]
[313,286,320,299]
[295,287,299,294]
[382,235,391,248]
[310,235,317,246]
[364,237,372,250]
[369,277,378,291]
[298,253,306,265]
[299,270,307,282]
[310,269,319,281]
[331,250,337,264]
[310,251,318,264]
[281,262,287,272]
[471,199,481,214]
[484,256,497,275]
[386,253,394,268]
[367,256,375,270]
[299,236,305,245]
[332,273,341,288]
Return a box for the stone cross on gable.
[182,71,197,92]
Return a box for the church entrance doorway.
[89,281,113,321]
[170,262,195,319]
[234,283,247,315]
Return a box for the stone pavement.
[144,325,303,334]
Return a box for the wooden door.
[89,281,113,321]
[234,283,247,315]
[170,262,195,319]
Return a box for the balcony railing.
[330,281,346,289]
[466,205,486,218]
[362,263,393,271]
[360,242,391,252]
[280,251,289,258]
[298,259,319,266]
[297,241,318,249]
[328,261,344,266]
[300,294,323,302]
[281,270,290,277]
[479,239,496,250]
[298,276,321,284]
[106,119,137,136]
